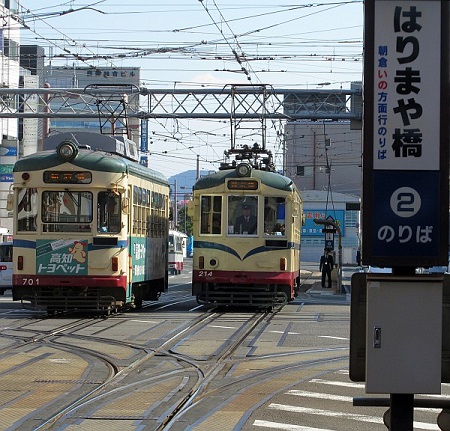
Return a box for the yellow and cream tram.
[190,149,303,308]
[10,132,170,315]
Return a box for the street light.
[314,218,343,293]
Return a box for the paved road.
[2,261,447,430]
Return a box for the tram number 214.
[198,271,213,277]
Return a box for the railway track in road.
[157,304,351,431]
[27,310,222,431]
[42,310,270,431]
[0,273,361,431]
[0,300,272,431]
[155,310,271,430]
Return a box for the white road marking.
[318,335,349,341]
[253,420,333,431]
[131,320,159,324]
[268,403,383,424]
[270,330,300,335]
[210,325,237,329]
[266,404,439,430]
[309,379,365,388]
[287,390,352,403]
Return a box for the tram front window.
[17,188,38,232]
[264,197,286,236]
[42,191,93,232]
[228,196,258,235]
[200,195,222,235]
[98,192,121,233]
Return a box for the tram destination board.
[43,171,92,184]
[227,179,258,190]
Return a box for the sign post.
[360,1,449,429]
[314,218,342,293]
[363,0,449,268]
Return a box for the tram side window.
[98,192,121,233]
[264,197,286,236]
[228,196,258,235]
[150,192,167,237]
[17,188,38,232]
[200,196,222,234]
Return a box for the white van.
[0,242,13,295]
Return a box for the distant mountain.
[168,170,198,194]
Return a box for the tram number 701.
[22,278,40,285]
[198,271,213,277]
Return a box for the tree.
[177,204,193,235]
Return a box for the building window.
[296,166,313,177]
[5,1,20,13]
[345,210,359,228]
[3,38,19,59]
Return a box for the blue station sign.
[362,0,449,267]
[140,119,149,152]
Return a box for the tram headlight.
[209,258,219,268]
[236,163,252,177]
[56,140,78,161]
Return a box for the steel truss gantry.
[0,84,362,121]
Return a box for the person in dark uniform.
[234,204,257,234]
[319,248,334,288]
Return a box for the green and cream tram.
[190,161,303,308]
[10,132,170,315]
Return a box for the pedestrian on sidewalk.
[319,248,334,288]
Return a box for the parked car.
[0,242,13,295]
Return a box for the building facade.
[0,0,21,238]
[284,121,362,264]
[284,120,363,196]
[300,190,360,265]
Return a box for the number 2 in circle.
[390,187,421,218]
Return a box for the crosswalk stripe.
[268,403,383,424]
[253,420,333,431]
[287,389,438,413]
[254,373,442,430]
[267,404,439,430]
[309,378,365,388]
[287,390,352,402]
[318,335,349,341]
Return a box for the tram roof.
[194,168,297,192]
[13,149,169,186]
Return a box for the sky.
[18,1,364,179]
